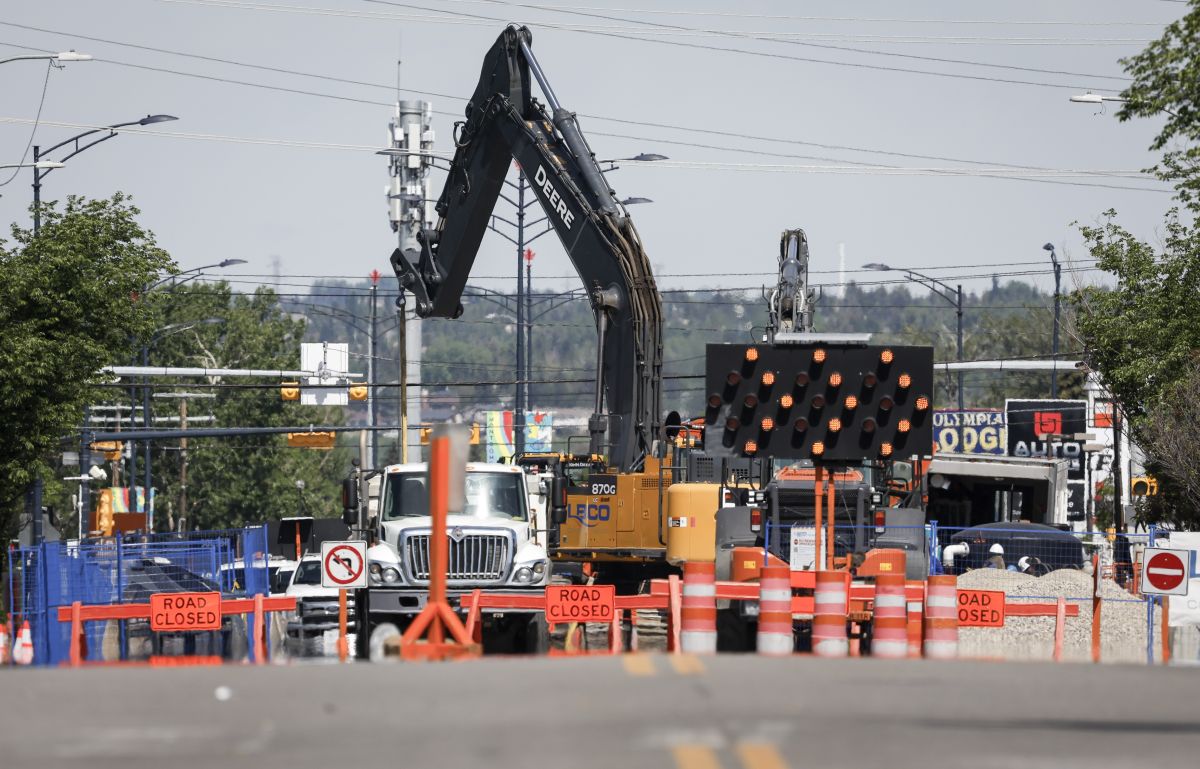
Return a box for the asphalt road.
[3,655,1198,769]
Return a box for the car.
[284,553,356,656]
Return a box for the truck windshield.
[292,561,322,585]
[382,471,527,521]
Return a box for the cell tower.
[387,98,435,460]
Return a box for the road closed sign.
[956,589,1005,627]
[545,585,615,625]
[150,592,222,632]
[321,540,368,589]
[1141,548,1190,596]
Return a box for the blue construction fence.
[6,525,270,666]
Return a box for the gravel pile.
[956,568,1160,663]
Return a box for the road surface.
[3,655,1197,768]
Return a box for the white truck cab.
[365,462,551,591]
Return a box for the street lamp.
[0,160,63,171]
[1070,92,1178,117]
[620,197,654,206]
[145,259,248,293]
[32,114,179,234]
[1044,242,1061,398]
[865,262,965,441]
[0,51,92,65]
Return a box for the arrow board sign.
[321,540,368,589]
[1141,547,1190,596]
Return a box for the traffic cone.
[0,621,9,664]
[12,620,34,666]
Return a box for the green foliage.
[0,194,173,538]
[135,282,353,530]
[1073,210,1200,420]
[1118,1,1200,209]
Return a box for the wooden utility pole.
[179,397,189,530]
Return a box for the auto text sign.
[150,592,222,632]
[956,589,1005,627]
[545,584,615,625]
[321,540,368,589]
[1141,548,1190,596]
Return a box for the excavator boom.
[390,25,662,472]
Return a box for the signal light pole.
[865,263,963,446]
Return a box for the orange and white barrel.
[756,565,793,656]
[871,574,908,659]
[681,561,717,654]
[12,620,34,666]
[905,581,925,658]
[923,575,958,659]
[0,620,9,664]
[812,571,849,657]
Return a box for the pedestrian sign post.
[321,541,368,589]
[321,540,367,663]
[1141,548,1190,596]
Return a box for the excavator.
[389,25,691,587]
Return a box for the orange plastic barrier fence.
[55,595,296,667]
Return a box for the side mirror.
[341,477,360,526]
[550,475,568,525]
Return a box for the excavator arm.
[389,25,663,472]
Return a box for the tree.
[0,194,173,538]
[137,282,353,530]
[1118,0,1200,210]
[1136,358,1200,527]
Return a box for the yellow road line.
[671,744,722,769]
[622,654,657,677]
[735,742,790,769]
[668,654,706,676]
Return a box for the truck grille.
[402,532,513,584]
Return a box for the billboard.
[485,411,554,462]
[933,410,1006,455]
[1005,399,1088,481]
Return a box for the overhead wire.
[0,59,52,187]
[0,33,1164,193]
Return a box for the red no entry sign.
[1142,548,1190,596]
[321,541,368,589]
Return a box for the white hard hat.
[989,543,1005,555]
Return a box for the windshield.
[382,471,527,521]
[292,560,322,586]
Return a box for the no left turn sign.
[1141,547,1190,596]
[321,540,368,589]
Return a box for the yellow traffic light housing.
[286,431,336,449]
[281,381,301,401]
[348,384,368,401]
[90,441,124,462]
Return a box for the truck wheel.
[717,608,753,652]
[369,622,402,661]
[522,613,550,654]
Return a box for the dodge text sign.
[545,585,615,624]
[957,589,1005,627]
[150,592,222,632]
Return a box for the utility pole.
[525,248,534,418]
[387,98,434,462]
[515,170,526,457]
[179,397,189,531]
[369,272,379,469]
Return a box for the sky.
[0,0,1189,301]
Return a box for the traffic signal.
[95,488,115,537]
[420,424,481,445]
[1131,476,1158,497]
[90,441,124,462]
[703,343,934,462]
[280,381,301,401]
[348,384,368,401]
[286,431,337,449]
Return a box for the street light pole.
[31,114,179,236]
[865,262,965,446]
[1044,242,1061,398]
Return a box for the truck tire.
[369,622,402,661]
[522,612,550,654]
[716,608,754,652]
